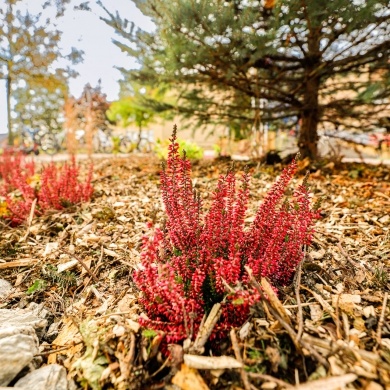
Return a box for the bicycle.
[92,128,114,153]
[117,130,154,153]
[37,128,113,154]
[36,128,86,155]
[16,126,41,155]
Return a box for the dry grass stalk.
[60,248,99,283]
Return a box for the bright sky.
[0,0,154,134]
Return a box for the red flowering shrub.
[0,152,93,225]
[0,150,37,224]
[39,158,93,211]
[0,149,35,189]
[134,127,320,344]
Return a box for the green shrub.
[154,138,204,161]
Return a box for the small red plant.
[39,158,93,211]
[0,152,93,225]
[0,150,37,224]
[134,127,320,344]
[0,149,35,189]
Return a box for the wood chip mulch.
[0,155,389,390]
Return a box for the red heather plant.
[0,149,35,188]
[134,127,320,344]
[0,152,93,225]
[39,157,93,210]
[0,150,37,224]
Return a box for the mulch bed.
[1,155,389,389]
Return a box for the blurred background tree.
[99,0,390,159]
[13,76,68,136]
[107,80,173,148]
[73,82,111,133]
[107,97,150,129]
[63,82,111,155]
[0,0,83,145]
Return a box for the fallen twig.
[302,333,390,369]
[245,266,330,369]
[60,248,99,284]
[337,242,373,272]
[375,291,388,351]
[294,373,357,390]
[230,329,251,390]
[19,198,37,242]
[261,277,292,327]
[189,303,222,354]
[295,260,303,341]
[247,372,294,389]
[0,258,38,269]
[34,340,83,356]
[283,300,332,309]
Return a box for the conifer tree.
[99,0,390,159]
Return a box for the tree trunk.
[6,74,13,146]
[298,76,320,160]
[136,125,142,151]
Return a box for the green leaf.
[142,329,158,339]
[26,279,46,295]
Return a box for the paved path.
[30,151,390,166]
[29,153,133,163]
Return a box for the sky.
[0,0,155,134]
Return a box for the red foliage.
[0,149,35,189]
[39,158,93,211]
[134,127,320,344]
[0,152,93,225]
[0,150,37,224]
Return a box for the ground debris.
[0,156,389,389]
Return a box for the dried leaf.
[172,364,209,390]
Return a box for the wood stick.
[247,372,294,389]
[245,267,330,369]
[189,303,221,354]
[20,198,37,242]
[295,261,303,341]
[0,258,38,269]
[283,300,331,309]
[34,340,83,356]
[375,292,388,351]
[230,329,251,390]
[60,248,99,283]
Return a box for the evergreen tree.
[99,0,390,159]
[0,0,82,144]
[107,97,154,130]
